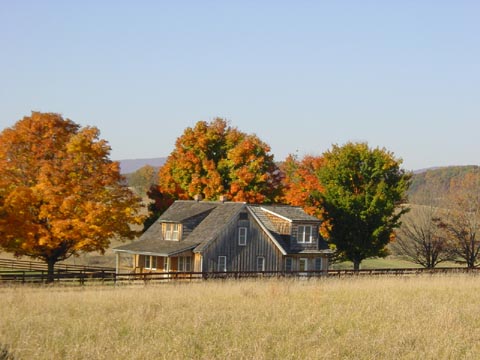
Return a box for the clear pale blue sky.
[1,1,479,171]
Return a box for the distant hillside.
[409,165,480,202]
[118,157,166,174]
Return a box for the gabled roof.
[247,205,289,255]
[248,205,330,253]
[158,200,218,222]
[115,201,246,256]
[190,202,245,253]
[260,205,320,222]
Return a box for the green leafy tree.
[317,142,411,270]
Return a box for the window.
[165,223,180,240]
[144,256,157,270]
[285,257,293,272]
[315,258,322,271]
[163,257,169,272]
[297,225,313,243]
[185,256,192,272]
[218,256,227,272]
[299,258,308,272]
[238,227,247,246]
[239,212,248,220]
[257,257,265,272]
[178,256,192,272]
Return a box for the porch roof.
[114,239,198,257]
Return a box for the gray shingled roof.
[115,217,201,256]
[191,202,246,252]
[115,239,199,256]
[260,205,320,222]
[159,200,218,222]
[115,201,246,256]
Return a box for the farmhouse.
[114,200,330,274]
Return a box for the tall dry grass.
[1,275,480,359]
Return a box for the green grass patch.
[331,256,460,270]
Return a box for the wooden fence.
[1,266,480,285]
[0,257,115,273]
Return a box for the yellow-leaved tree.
[0,112,143,281]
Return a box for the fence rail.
[0,257,115,273]
[1,266,480,285]
[327,267,480,276]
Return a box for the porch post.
[115,252,120,274]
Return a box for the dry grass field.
[1,276,480,359]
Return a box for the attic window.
[239,212,248,220]
[165,223,180,240]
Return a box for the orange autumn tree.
[149,118,282,222]
[0,112,142,281]
[281,154,330,236]
[282,154,325,217]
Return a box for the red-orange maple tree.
[281,154,329,234]
[154,118,283,205]
[0,112,142,280]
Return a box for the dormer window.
[165,223,180,240]
[297,225,313,243]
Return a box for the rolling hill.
[118,157,166,174]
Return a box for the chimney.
[194,194,203,202]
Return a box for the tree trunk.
[46,258,56,283]
[353,259,361,271]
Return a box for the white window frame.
[257,256,265,272]
[165,223,180,240]
[285,257,293,272]
[238,227,247,246]
[314,257,323,271]
[178,256,192,272]
[299,258,308,272]
[218,256,227,272]
[297,225,313,243]
[185,256,192,272]
[144,256,157,270]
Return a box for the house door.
[299,258,308,276]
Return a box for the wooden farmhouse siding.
[199,210,284,272]
[113,200,331,275]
